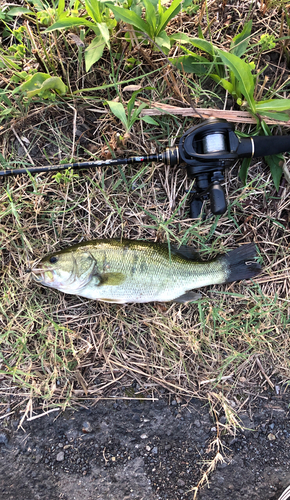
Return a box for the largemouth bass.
[31,239,261,304]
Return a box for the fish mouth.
[30,267,54,284]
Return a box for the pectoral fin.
[89,271,126,287]
[174,291,202,303]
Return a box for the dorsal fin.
[170,244,201,261]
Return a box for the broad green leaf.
[155,31,171,50]
[143,0,156,37]
[260,121,284,191]
[97,22,110,45]
[18,73,67,98]
[108,5,149,34]
[217,50,256,113]
[57,0,65,17]
[258,110,290,121]
[230,20,252,57]
[197,24,204,39]
[210,74,234,94]
[171,54,209,75]
[187,37,216,57]
[0,54,21,70]
[265,154,284,191]
[157,0,182,35]
[85,0,102,23]
[239,157,251,185]
[170,33,193,44]
[107,101,128,129]
[141,116,159,125]
[7,7,34,16]
[45,17,96,31]
[85,35,105,71]
[255,98,290,112]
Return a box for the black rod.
[0,153,161,178]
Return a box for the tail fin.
[222,243,262,284]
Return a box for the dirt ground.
[1,386,290,500]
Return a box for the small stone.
[171,400,177,406]
[146,445,151,451]
[35,454,42,464]
[140,433,148,439]
[82,421,93,433]
[268,433,276,441]
[165,444,172,451]
[111,457,116,462]
[177,479,185,486]
[152,447,158,454]
[56,451,64,461]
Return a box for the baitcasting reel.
[1,118,289,218]
[161,117,290,218]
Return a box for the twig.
[140,103,290,126]
[11,126,35,166]
[26,408,60,421]
[256,356,274,390]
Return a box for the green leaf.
[106,101,128,129]
[255,98,290,112]
[6,7,34,16]
[170,33,193,44]
[265,154,284,191]
[143,0,156,37]
[141,115,159,125]
[217,50,256,113]
[97,22,110,46]
[210,74,234,94]
[197,24,204,39]
[85,0,102,23]
[230,20,252,57]
[157,0,182,35]
[258,111,290,121]
[45,17,97,31]
[239,157,251,185]
[57,0,65,17]
[171,54,209,75]
[130,102,147,126]
[108,5,149,34]
[85,35,105,71]
[260,121,284,191]
[187,37,216,57]
[155,31,171,50]
[18,73,67,98]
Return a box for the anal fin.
[174,291,202,303]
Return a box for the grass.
[0,0,290,494]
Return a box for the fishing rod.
[1,118,289,217]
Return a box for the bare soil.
[1,388,290,500]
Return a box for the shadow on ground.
[1,389,290,500]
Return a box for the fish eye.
[49,256,58,264]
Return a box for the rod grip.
[253,135,290,157]
[237,135,290,158]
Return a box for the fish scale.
[32,239,262,304]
